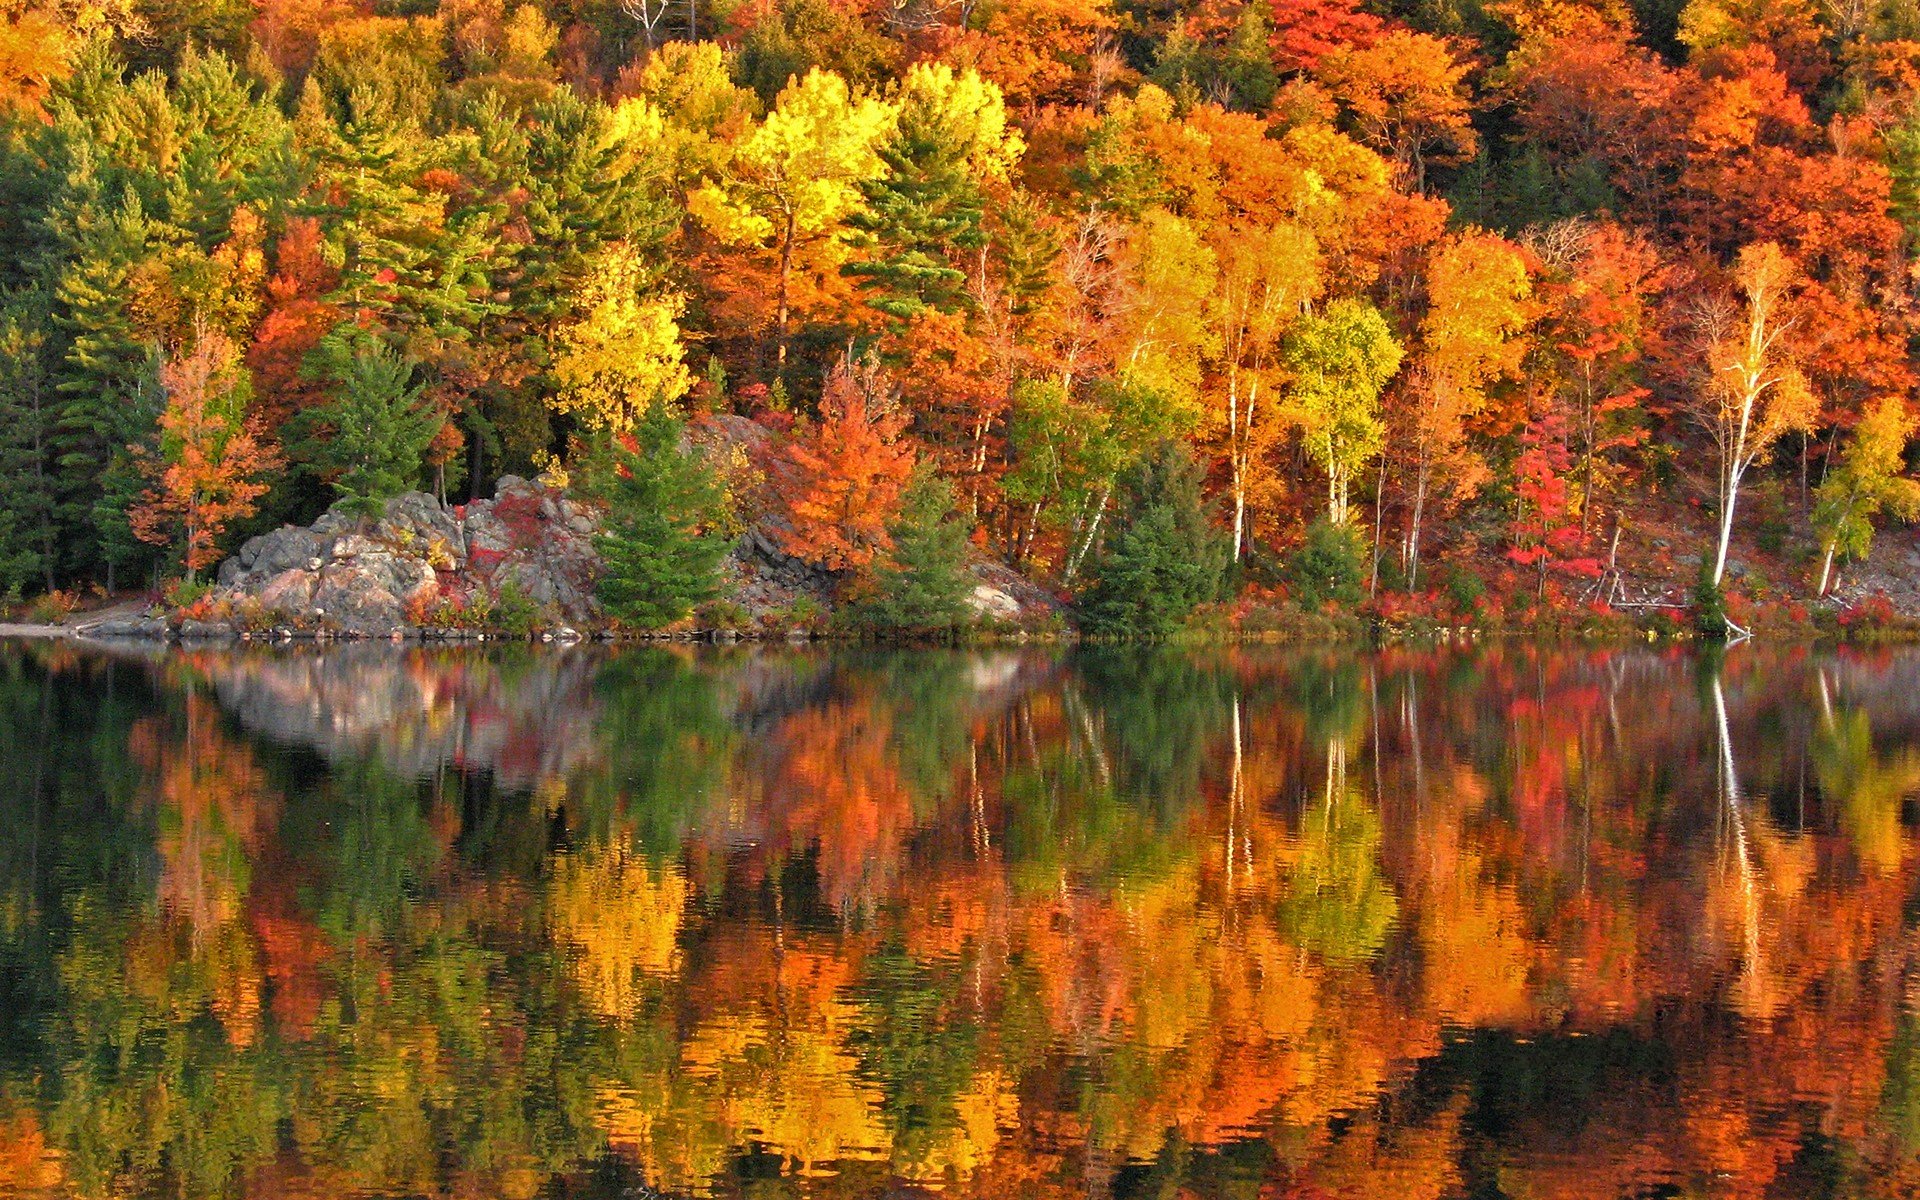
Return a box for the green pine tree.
[588,405,733,629]
[854,464,974,635]
[50,192,163,587]
[1077,442,1228,638]
[843,88,988,321]
[0,293,60,595]
[289,327,442,518]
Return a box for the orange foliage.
[131,331,284,581]
[772,354,917,571]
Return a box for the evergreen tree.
[289,326,441,518]
[589,404,732,629]
[1078,442,1228,638]
[0,293,59,594]
[50,193,162,586]
[844,105,984,321]
[308,84,496,347]
[845,65,1019,322]
[854,464,974,634]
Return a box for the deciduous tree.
[129,329,280,581]
[774,353,918,571]
[1285,298,1402,527]
[688,69,893,373]
[550,243,693,432]
[1812,396,1920,596]
[1688,241,1816,591]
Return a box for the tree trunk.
[1404,462,1429,591]
[774,213,795,373]
[31,383,53,595]
[1065,481,1112,584]
[1818,542,1836,597]
[1231,483,1246,563]
[1712,470,1740,588]
[1369,459,1386,597]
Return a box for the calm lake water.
[2,641,1920,1198]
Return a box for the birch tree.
[1688,242,1816,590]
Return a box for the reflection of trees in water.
[3,643,1920,1197]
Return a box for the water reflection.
[2,642,1920,1197]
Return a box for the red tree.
[1507,408,1600,597]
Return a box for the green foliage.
[1148,4,1276,113]
[588,405,733,629]
[1283,299,1402,526]
[289,327,442,519]
[1077,442,1228,638]
[0,294,58,594]
[1813,397,1920,583]
[492,577,545,636]
[1693,561,1728,638]
[852,465,974,634]
[843,69,1003,321]
[1277,782,1399,964]
[1288,518,1368,611]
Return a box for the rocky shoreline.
[71,473,1062,644]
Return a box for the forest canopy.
[0,0,1916,627]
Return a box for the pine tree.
[854,465,974,634]
[846,124,979,319]
[0,294,59,594]
[50,192,162,587]
[288,326,441,518]
[590,405,732,629]
[845,65,1021,322]
[1078,442,1228,638]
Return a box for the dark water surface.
[3,641,1920,1198]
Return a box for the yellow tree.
[1203,221,1322,561]
[1812,396,1920,596]
[1689,242,1816,590]
[549,242,692,433]
[1285,299,1404,527]
[1401,231,1532,587]
[1058,208,1215,580]
[688,69,894,372]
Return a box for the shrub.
[1077,443,1229,639]
[164,578,213,611]
[230,595,275,632]
[587,405,732,630]
[1441,563,1485,616]
[697,598,751,631]
[1693,563,1728,638]
[774,594,825,632]
[493,578,546,637]
[24,588,77,625]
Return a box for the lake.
[1,640,1918,1199]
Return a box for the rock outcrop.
[212,477,602,635]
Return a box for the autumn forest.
[2,0,1919,634]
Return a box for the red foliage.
[1508,408,1602,596]
[1268,0,1388,73]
